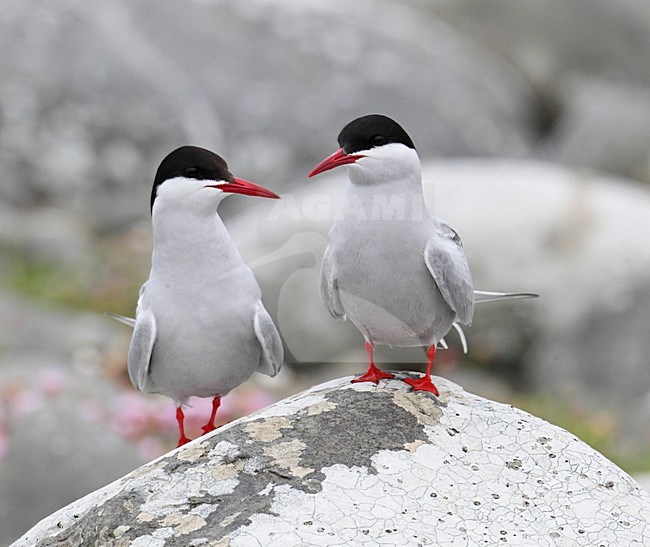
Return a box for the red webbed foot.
[177,434,192,447]
[351,363,395,384]
[403,375,440,396]
[403,344,440,395]
[351,341,395,384]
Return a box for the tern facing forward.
[128,146,283,446]
[309,114,535,395]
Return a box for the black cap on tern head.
[338,114,416,155]
[151,145,280,210]
[151,146,233,211]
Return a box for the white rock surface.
[14,375,650,546]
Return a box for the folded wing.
[319,246,346,321]
[424,223,475,325]
[254,301,284,377]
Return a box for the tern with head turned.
[116,146,283,447]
[309,114,537,395]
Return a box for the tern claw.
[177,435,192,447]
[351,364,395,384]
[403,375,440,396]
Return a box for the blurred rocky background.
[1,0,649,543]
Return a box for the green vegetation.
[2,241,144,317]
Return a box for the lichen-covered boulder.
[14,375,650,546]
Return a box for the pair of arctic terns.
[115,115,536,446]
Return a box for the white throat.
[348,143,421,186]
[150,203,245,285]
[340,145,430,223]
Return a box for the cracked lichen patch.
[244,416,292,442]
[220,512,240,528]
[129,460,167,480]
[265,439,315,479]
[305,400,337,416]
[162,513,207,534]
[113,525,130,538]
[210,462,240,481]
[405,440,426,452]
[136,512,155,523]
[15,375,650,547]
[176,441,209,463]
[392,390,444,425]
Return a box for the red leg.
[176,406,192,447]
[403,345,440,396]
[201,396,221,435]
[351,341,395,384]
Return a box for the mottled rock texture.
[13,375,650,546]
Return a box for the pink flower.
[10,390,43,417]
[136,437,166,460]
[78,399,104,423]
[38,369,67,397]
[110,393,156,440]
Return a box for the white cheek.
[350,145,421,184]
[154,177,225,212]
[157,177,200,199]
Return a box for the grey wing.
[127,286,157,392]
[424,223,475,325]
[319,246,346,320]
[253,301,283,377]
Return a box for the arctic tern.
[309,114,537,395]
[118,146,283,446]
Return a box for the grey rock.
[425,0,650,182]
[430,0,650,87]
[0,0,534,230]
[13,375,650,546]
[543,78,650,183]
[430,159,650,446]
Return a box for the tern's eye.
[371,134,387,147]
[184,166,201,179]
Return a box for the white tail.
[473,290,539,304]
[105,312,136,328]
[451,322,468,354]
